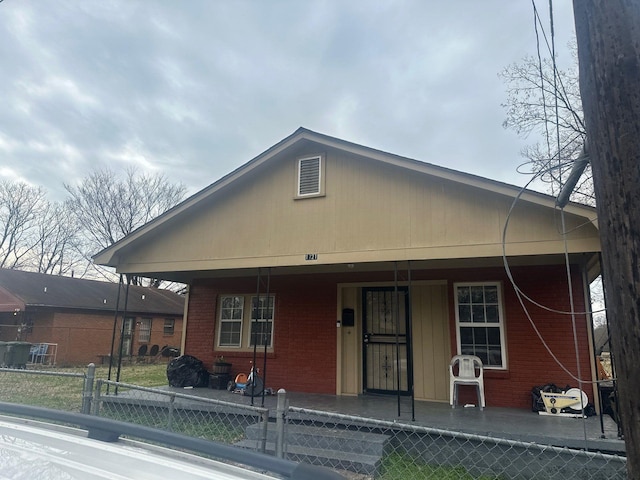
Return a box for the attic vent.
[298,156,321,196]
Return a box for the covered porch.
[161,384,625,455]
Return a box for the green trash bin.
[6,342,32,368]
[0,341,8,367]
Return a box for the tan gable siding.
[331,151,506,250]
[410,283,450,402]
[121,146,599,273]
[330,149,596,252]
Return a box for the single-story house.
[0,269,184,365]
[93,128,602,410]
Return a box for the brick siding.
[185,264,594,409]
[445,265,592,409]
[2,309,183,366]
[186,276,338,393]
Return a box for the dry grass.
[0,363,169,412]
[91,363,169,387]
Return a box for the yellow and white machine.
[539,388,589,417]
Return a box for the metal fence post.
[260,410,269,453]
[168,394,175,431]
[82,363,96,414]
[93,379,103,416]
[275,388,287,459]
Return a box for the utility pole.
[573,1,640,477]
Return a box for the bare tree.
[30,201,84,276]
[500,46,594,205]
[65,167,186,285]
[0,181,47,269]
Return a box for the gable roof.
[0,269,184,315]
[93,127,598,271]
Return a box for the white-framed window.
[454,282,506,369]
[218,296,244,347]
[163,318,175,335]
[138,318,152,343]
[216,295,276,350]
[249,295,274,348]
[296,154,324,197]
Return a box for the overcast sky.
[0,1,576,201]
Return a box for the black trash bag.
[608,390,620,425]
[578,403,597,417]
[166,355,209,388]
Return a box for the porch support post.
[599,254,622,439]
[407,260,415,421]
[107,274,124,384]
[560,212,586,422]
[394,262,401,417]
[251,268,261,406]
[261,268,271,407]
[582,260,604,435]
[115,278,131,390]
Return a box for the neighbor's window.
[138,318,152,343]
[296,154,325,197]
[163,318,175,335]
[218,296,244,347]
[250,295,275,348]
[454,283,506,368]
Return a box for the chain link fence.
[0,366,91,412]
[283,405,627,479]
[0,366,629,479]
[93,378,269,450]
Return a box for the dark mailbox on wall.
[342,308,355,327]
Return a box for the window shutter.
[298,156,321,195]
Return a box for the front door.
[363,287,410,394]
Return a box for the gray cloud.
[0,1,576,201]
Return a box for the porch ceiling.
[122,253,599,285]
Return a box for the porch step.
[238,422,390,476]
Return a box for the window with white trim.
[138,318,152,343]
[216,295,276,350]
[250,295,274,347]
[218,296,244,347]
[296,155,325,197]
[454,283,506,368]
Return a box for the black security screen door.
[363,287,410,394]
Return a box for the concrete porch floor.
[161,385,625,455]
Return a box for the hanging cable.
[533,0,553,159]
[502,164,610,385]
[502,172,602,316]
[503,3,611,397]
[549,0,588,441]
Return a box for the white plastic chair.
[449,355,485,410]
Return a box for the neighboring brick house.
[94,128,602,410]
[0,269,184,365]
